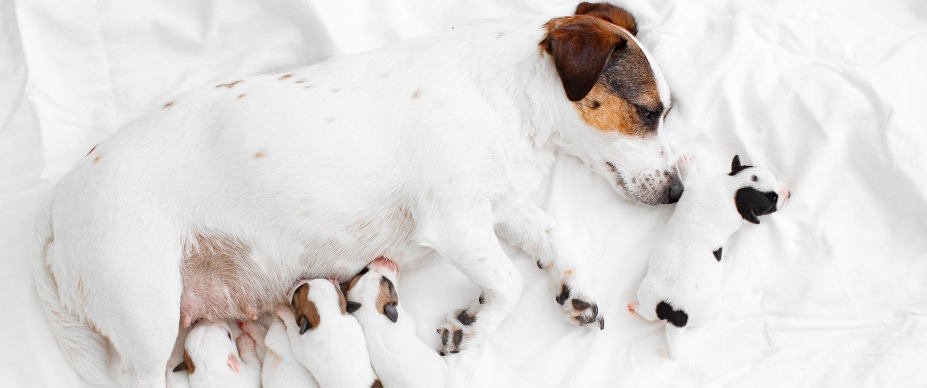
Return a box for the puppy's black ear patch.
[713,247,722,262]
[656,301,688,328]
[729,155,753,176]
[735,187,778,224]
[383,303,399,323]
[346,301,362,313]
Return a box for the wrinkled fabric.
[1,0,925,387]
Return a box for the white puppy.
[276,278,379,388]
[172,320,261,387]
[629,155,791,358]
[345,258,461,388]
[241,319,319,388]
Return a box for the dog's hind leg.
[424,205,523,355]
[495,201,603,329]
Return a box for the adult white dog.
[33,2,680,385]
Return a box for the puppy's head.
[288,278,348,335]
[541,3,682,205]
[728,155,791,224]
[344,258,400,323]
[173,319,241,375]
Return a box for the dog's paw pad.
[436,313,478,355]
[556,284,604,330]
[677,154,697,175]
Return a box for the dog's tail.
[32,197,113,385]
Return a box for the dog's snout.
[667,177,684,204]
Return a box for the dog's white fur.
[631,155,790,358]
[278,279,377,388]
[242,319,319,388]
[347,260,462,388]
[176,320,261,388]
[32,13,677,386]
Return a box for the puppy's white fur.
[346,259,461,388]
[631,155,790,358]
[176,320,261,388]
[32,12,678,386]
[278,279,377,388]
[241,320,319,388]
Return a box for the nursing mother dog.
[33,2,681,385]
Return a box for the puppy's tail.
[32,197,113,385]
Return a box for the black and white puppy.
[276,278,379,388]
[629,155,790,358]
[345,258,461,388]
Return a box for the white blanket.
[2,0,925,386]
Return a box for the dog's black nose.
[667,177,684,204]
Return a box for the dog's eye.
[752,175,758,182]
[636,105,660,126]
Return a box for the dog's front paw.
[677,154,698,179]
[435,310,479,356]
[555,283,604,330]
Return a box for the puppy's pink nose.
[371,257,399,275]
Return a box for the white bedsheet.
[2,0,926,386]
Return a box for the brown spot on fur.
[541,16,628,101]
[254,151,265,159]
[279,74,293,80]
[371,380,383,388]
[185,350,195,373]
[574,84,638,135]
[575,2,638,35]
[85,145,97,157]
[292,284,321,330]
[412,89,421,99]
[216,80,243,89]
[93,156,101,164]
[564,269,574,276]
[237,94,246,100]
[295,78,305,84]
[163,101,175,110]
[337,285,347,315]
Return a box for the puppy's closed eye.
[346,301,362,313]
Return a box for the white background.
[2,0,926,386]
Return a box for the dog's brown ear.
[575,2,638,35]
[291,283,321,335]
[542,18,625,101]
[172,350,195,373]
[377,277,400,323]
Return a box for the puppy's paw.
[555,283,604,330]
[435,310,479,356]
[677,154,698,178]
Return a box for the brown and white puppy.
[172,320,261,388]
[240,319,319,388]
[345,258,461,388]
[276,279,379,388]
[34,3,681,384]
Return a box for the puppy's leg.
[664,324,685,360]
[236,333,261,369]
[240,321,267,362]
[495,202,602,328]
[426,207,523,355]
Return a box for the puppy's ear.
[575,2,638,35]
[384,303,398,323]
[173,350,195,373]
[729,155,753,176]
[542,18,625,101]
[291,283,320,335]
[298,316,312,334]
[735,187,776,224]
[291,283,308,307]
[172,362,187,372]
[346,301,362,313]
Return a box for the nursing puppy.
[277,278,379,388]
[35,3,683,385]
[240,320,319,388]
[345,258,461,388]
[629,155,791,358]
[172,320,261,388]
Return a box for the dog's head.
[173,319,241,376]
[541,2,682,205]
[288,278,349,335]
[728,155,790,224]
[343,257,400,323]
